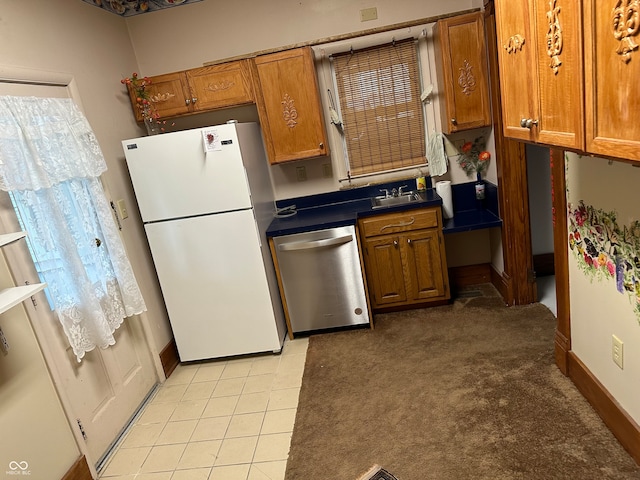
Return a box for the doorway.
[526,144,557,316]
[0,73,158,473]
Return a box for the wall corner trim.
[61,455,93,480]
[568,352,640,466]
[160,338,180,379]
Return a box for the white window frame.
[313,23,440,187]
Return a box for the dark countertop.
[266,179,502,238]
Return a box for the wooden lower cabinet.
[363,234,407,306]
[359,207,450,310]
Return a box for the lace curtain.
[0,96,146,361]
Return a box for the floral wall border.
[568,200,640,325]
[82,0,203,17]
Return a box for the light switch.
[360,7,378,22]
[116,199,129,219]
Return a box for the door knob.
[520,118,538,129]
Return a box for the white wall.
[0,256,79,480]
[0,1,172,475]
[566,153,640,424]
[527,144,554,255]
[0,0,174,357]
[124,0,498,269]
[124,0,484,200]
[126,0,475,74]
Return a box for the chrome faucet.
[398,185,408,195]
[379,188,390,198]
[391,188,398,197]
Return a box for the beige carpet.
[285,285,640,480]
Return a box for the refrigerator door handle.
[277,234,353,252]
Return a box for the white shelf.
[0,231,27,247]
[0,231,46,315]
[0,283,47,315]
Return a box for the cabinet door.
[584,0,640,161]
[494,0,538,141]
[363,236,407,307]
[534,0,584,149]
[404,230,449,301]
[186,60,255,112]
[253,47,329,164]
[435,12,491,133]
[144,72,191,120]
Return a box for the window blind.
[332,39,426,177]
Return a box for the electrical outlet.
[612,334,624,369]
[360,7,378,22]
[296,166,307,182]
[116,199,129,219]
[322,163,333,178]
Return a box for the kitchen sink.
[371,191,423,209]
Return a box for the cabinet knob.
[520,118,539,129]
[185,99,191,105]
[319,142,324,149]
[192,97,197,104]
[393,240,398,247]
[407,238,412,244]
[451,118,457,125]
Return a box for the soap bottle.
[475,171,485,200]
[416,170,426,191]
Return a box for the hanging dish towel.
[427,132,448,177]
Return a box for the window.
[332,39,426,177]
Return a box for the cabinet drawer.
[360,208,440,238]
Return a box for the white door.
[0,80,158,468]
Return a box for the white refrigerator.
[123,122,287,362]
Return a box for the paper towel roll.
[436,181,454,219]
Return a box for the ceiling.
[82,0,203,17]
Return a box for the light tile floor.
[99,337,309,480]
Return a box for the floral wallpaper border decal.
[568,200,640,324]
[82,0,203,17]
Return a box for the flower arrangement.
[456,136,491,179]
[120,72,173,133]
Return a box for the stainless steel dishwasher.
[273,225,370,334]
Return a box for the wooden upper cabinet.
[434,12,491,133]
[534,0,584,149]
[127,60,254,122]
[186,61,254,112]
[252,47,329,164]
[494,0,584,150]
[584,0,640,161]
[494,0,537,142]
[128,71,191,122]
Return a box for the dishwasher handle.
[278,234,353,252]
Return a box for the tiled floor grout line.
[99,337,307,479]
